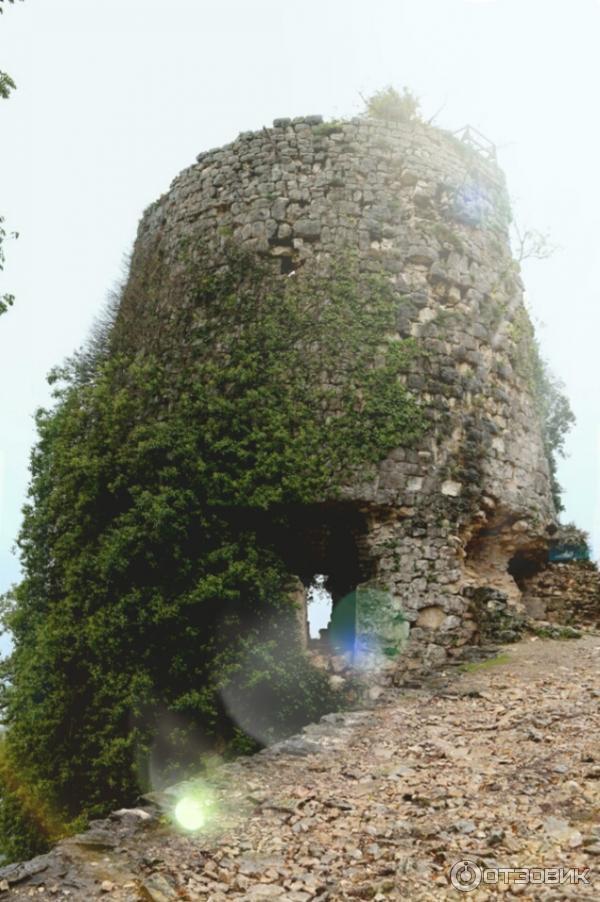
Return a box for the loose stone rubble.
[4,633,599,900]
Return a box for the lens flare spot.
[174,796,206,832]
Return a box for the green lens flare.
[174,796,207,831]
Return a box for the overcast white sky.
[1,0,599,602]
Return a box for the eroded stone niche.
[118,113,560,674]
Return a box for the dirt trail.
[4,634,600,900]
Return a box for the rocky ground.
[2,633,600,900]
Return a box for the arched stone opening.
[462,512,551,646]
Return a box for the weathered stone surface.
[416,606,445,629]
[521,560,600,627]
[293,218,321,240]
[115,113,559,673]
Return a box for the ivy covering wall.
[0,248,427,860]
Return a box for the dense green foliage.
[0,249,426,858]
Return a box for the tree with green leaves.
[534,360,575,514]
[0,69,15,99]
[0,0,22,15]
[0,218,18,316]
[506,226,574,513]
[0,0,23,316]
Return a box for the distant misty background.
[1,0,599,613]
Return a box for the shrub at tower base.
[0,248,427,860]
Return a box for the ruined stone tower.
[117,114,557,675]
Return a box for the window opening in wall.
[307,574,333,641]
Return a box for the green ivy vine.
[0,245,427,859]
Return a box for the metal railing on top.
[452,125,497,161]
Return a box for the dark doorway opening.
[243,502,375,655]
[272,503,373,599]
[508,550,545,588]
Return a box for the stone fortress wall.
[521,561,600,628]
[118,113,560,674]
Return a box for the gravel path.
[4,634,600,900]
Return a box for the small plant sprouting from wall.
[363,86,421,124]
[312,120,345,138]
